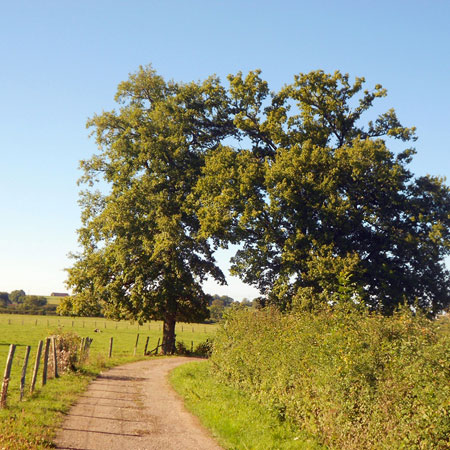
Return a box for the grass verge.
[170,360,325,450]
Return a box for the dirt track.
[53,357,222,450]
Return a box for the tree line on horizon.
[0,289,57,315]
[64,65,450,353]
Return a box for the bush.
[0,301,58,315]
[48,331,82,374]
[211,306,450,449]
[175,340,190,355]
[23,295,47,308]
[194,339,213,357]
[175,339,213,357]
[0,292,9,307]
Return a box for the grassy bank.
[170,361,325,449]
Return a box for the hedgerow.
[210,306,450,449]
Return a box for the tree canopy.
[23,295,47,308]
[0,292,9,307]
[196,70,450,314]
[67,66,450,350]
[9,289,26,303]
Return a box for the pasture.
[0,313,217,449]
[44,296,64,305]
[0,313,217,405]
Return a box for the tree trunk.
[161,316,176,354]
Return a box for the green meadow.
[0,314,217,387]
[43,296,63,305]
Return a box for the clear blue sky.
[1,0,449,300]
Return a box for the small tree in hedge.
[0,292,10,307]
[23,295,47,308]
[9,289,25,304]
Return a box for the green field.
[44,296,64,305]
[0,314,216,404]
[0,313,217,449]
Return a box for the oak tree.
[68,65,450,337]
[66,66,233,353]
[196,70,450,314]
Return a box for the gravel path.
[53,357,222,450]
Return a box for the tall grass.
[211,306,450,449]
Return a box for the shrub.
[23,295,47,308]
[47,331,82,374]
[194,339,213,357]
[175,339,213,357]
[211,306,450,449]
[175,340,190,355]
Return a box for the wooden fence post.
[134,334,140,356]
[52,336,59,378]
[1,344,16,408]
[191,341,194,353]
[84,337,92,358]
[144,336,149,355]
[155,338,160,355]
[30,340,43,394]
[109,337,113,358]
[20,346,31,400]
[80,337,85,360]
[42,338,50,386]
